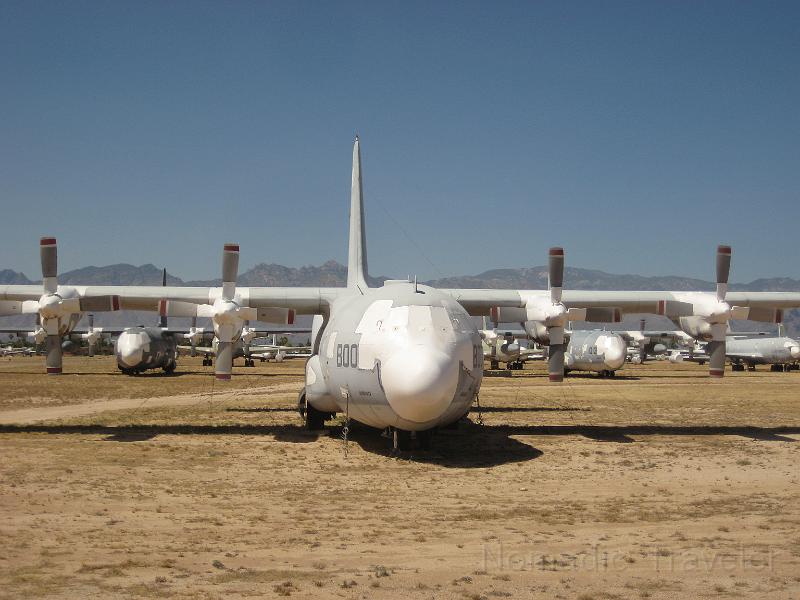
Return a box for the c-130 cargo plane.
[2,138,800,447]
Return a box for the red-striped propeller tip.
[717,245,732,255]
[40,237,57,246]
[224,244,240,252]
[216,373,232,381]
[710,369,724,378]
[549,373,563,382]
[549,248,564,256]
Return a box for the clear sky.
[1,1,798,283]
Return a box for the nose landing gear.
[390,428,432,452]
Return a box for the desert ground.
[0,355,798,599]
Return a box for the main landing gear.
[599,369,616,378]
[731,363,746,372]
[243,358,255,367]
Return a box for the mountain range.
[1,261,798,337]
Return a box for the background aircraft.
[480,325,543,370]
[564,330,627,377]
[726,332,800,372]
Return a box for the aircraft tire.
[305,404,328,431]
[163,361,176,374]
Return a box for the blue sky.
[1,1,798,283]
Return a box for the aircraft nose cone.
[790,346,800,359]
[604,337,626,370]
[116,334,144,367]
[381,347,459,424]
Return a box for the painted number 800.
[336,343,359,368]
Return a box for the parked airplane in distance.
[564,329,627,377]
[480,326,543,370]
[726,332,800,372]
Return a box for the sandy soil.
[0,356,798,599]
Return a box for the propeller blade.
[548,247,564,304]
[547,326,565,382]
[716,245,731,301]
[707,340,726,378]
[215,341,233,381]
[40,237,58,294]
[221,244,239,301]
[45,334,62,374]
[190,316,197,357]
[548,343,565,382]
[88,314,95,357]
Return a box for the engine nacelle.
[677,316,714,341]
[523,321,550,345]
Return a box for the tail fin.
[347,136,369,292]
[159,268,168,328]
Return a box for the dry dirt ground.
[0,355,798,599]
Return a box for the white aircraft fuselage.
[305,282,483,431]
[565,330,627,375]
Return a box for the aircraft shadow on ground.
[0,423,320,444]
[476,406,590,413]
[332,421,544,468]
[500,424,800,443]
[0,423,795,463]
[225,407,296,413]
[564,374,640,381]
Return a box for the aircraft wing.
[0,285,344,314]
[443,289,800,316]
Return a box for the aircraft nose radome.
[117,335,143,367]
[381,347,459,423]
[604,338,626,369]
[790,346,800,359]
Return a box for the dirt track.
[0,356,798,599]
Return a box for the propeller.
[159,244,256,379]
[706,245,732,378]
[638,318,648,364]
[214,244,255,380]
[21,238,120,374]
[184,316,203,357]
[545,248,566,382]
[80,314,104,357]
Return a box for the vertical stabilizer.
[347,136,369,291]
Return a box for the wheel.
[608,370,616,378]
[490,360,499,370]
[163,361,176,374]
[393,429,413,451]
[304,401,329,431]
